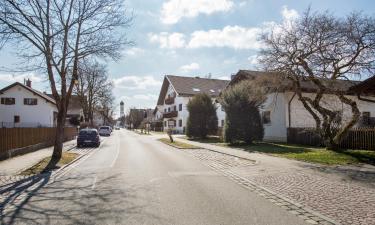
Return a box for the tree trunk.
[52,107,66,161]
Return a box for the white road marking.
[91,176,97,190]
[110,132,120,168]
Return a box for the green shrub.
[220,80,267,144]
[186,93,218,138]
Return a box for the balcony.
[164,97,175,105]
[163,110,178,118]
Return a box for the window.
[179,104,182,111]
[168,107,170,112]
[24,98,37,105]
[179,119,182,127]
[174,105,176,111]
[221,120,224,127]
[14,115,20,123]
[262,111,271,124]
[1,97,15,105]
[164,121,167,127]
[164,108,167,113]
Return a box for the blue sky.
[1,0,374,117]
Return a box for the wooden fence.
[287,127,375,150]
[0,127,77,154]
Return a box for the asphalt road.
[2,129,307,225]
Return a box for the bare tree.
[0,0,132,162]
[74,60,113,126]
[260,9,375,149]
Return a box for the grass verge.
[20,152,79,175]
[158,138,200,149]
[186,136,375,165]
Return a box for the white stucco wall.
[260,93,288,142]
[0,85,57,127]
[287,92,375,128]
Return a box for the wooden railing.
[0,127,77,154]
[163,111,178,118]
[287,127,375,150]
[164,97,175,105]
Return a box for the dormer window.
[210,89,215,93]
[193,88,200,92]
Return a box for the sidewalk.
[172,136,375,225]
[0,140,76,176]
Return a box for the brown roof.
[349,76,375,94]
[0,82,56,104]
[157,75,230,105]
[46,94,81,110]
[230,70,361,93]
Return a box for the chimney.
[26,79,32,88]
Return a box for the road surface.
[1,129,308,225]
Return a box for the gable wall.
[0,85,57,127]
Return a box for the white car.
[98,126,111,136]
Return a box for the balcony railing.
[163,110,178,118]
[164,97,175,105]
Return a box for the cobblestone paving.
[244,172,375,225]
[0,146,98,214]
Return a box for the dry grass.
[20,152,79,175]
[158,138,200,149]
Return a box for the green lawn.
[158,138,200,149]
[186,136,375,165]
[20,152,79,175]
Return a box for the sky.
[0,0,375,117]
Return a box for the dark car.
[77,129,100,147]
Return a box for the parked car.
[99,126,111,136]
[115,126,120,130]
[77,129,100,147]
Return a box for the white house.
[155,75,229,134]
[0,80,85,128]
[230,70,375,142]
[0,81,57,127]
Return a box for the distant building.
[120,101,124,117]
[155,75,229,134]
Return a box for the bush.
[220,80,267,144]
[186,93,218,138]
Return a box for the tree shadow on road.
[0,172,169,225]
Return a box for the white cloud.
[133,94,158,100]
[216,76,230,80]
[281,5,299,22]
[180,63,200,72]
[113,76,162,90]
[188,26,263,50]
[148,32,186,49]
[124,47,144,56]
[150,6,299,51]
[161,0,234,24]
[248,55,259,65]
[0,73,43,84]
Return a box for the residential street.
[1,129,308,225]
